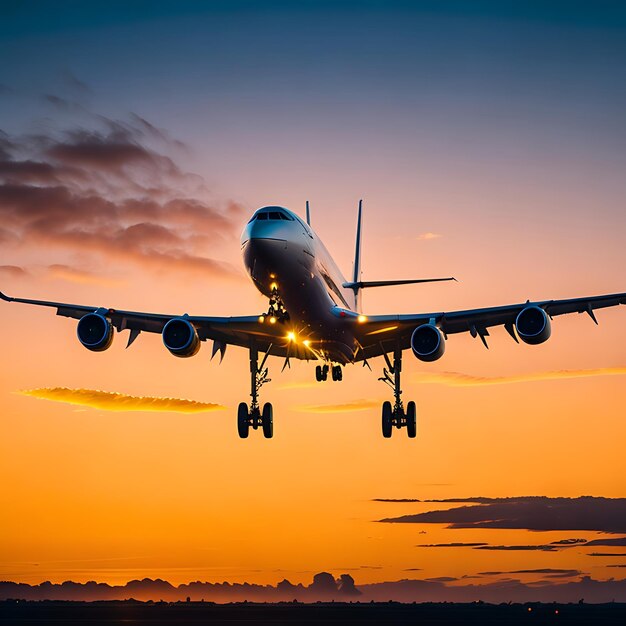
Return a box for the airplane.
[1,201,624,439]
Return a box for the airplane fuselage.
[241,206,361,363]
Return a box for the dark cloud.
[0,116,244,279]
[584,537,626,547]
[479,569,582,577]
[373,498,422,503]
[42,94,86,114]
[418,542,488,548]
[588,553,626,557]
[379,496,626,533]
[551,538,587,545]
[475,544,558,552]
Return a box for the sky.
[0,0,625,601]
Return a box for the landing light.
[258,315,265,324]
[270,282,278,291]
[303,339,311,347]
[269,316,277,324]
[287,331,296,342]
[357,315,367,323]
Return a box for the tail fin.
[344,199,456,310]
[351,199,363,311]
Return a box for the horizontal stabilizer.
[342,277,456,289]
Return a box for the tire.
[382,401,393,438]
[406,401,417,438]
[262,403,273,439]
[315,365,322,382]
[237,402,249,439]
[322,365,329,381]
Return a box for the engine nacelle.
[411,324,445,362]
[77,312,114,352]
[162,318,200,357]
[515,306,551,345]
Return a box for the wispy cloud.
[295,399,381,413]
[46,264,124,287]
[18,388,225,413]
[416,232,441,240]
[414,367,626,387]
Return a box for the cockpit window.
[249,208,295,222]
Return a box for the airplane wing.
[356,292,626,360]
[0,289,289,358]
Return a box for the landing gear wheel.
[237,402,250,439]
[406,401,417,438]
[322,364,329,381]
[315,365,323,382]
[262,403,273,439]
[331,365,343,381]
[382,401,393,438]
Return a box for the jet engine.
[162,318,200,357]
[411,324,445,362]
[77,312,114,352]
[515,306,551,345]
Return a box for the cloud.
[46,264,123,287]
[418,543,489,548]
[584,537,626,547]
[18,388,225,414]
[0,264,27,277]
[479,569,582,577]
[587,553,626,557]
[475,544,558,552]
[416,232,442,240]
[373,498,422,502]
[295,399,381,413]
[379,496,626,533]
[414,367,626,387]
[3,572,626,604]
[551,538,587,545]
[0,115,244,280]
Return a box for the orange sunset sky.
[0,1,625,598]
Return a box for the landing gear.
[258,287,289,324]
[331,365,343,381]
[315,364,328,382]
[315,364,342,382]
[237,344,273,439]
[378,345,417,438]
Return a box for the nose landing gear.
[379,346,417,438]
[258,287,290,324]
[238,343,273,439]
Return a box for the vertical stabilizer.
[352,199,363,311]
[305,200,311,226]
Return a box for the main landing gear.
[315,364,342,381]
[238,344,273,439]
[379,346,417,438]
